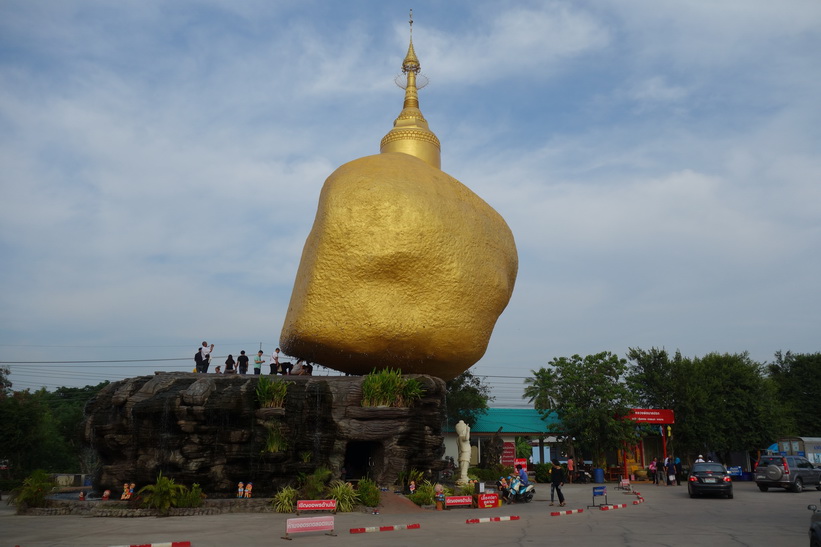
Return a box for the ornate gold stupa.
[280,12,518,381]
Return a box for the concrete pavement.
[2,480,818,546]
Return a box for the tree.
[445,370,494,428]
[0,365,11,396]
[625,347,681,410]
[768,351,821,436]
[523,352,637,466]
[627,348,787,462]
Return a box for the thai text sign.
[502,442,516,466]
[286,516,335,535]
[477,493,499,509]
[446,495,473,508]
[296,499,337,514]
[626,408,675,424]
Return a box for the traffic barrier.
[600,503,627,511]
[466,516,520,524]
[109,543,191,547]
[550,509,584,516]
[350,523,421,534]
[282,516,336,540]
[632,498,645,505]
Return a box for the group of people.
[649,455,684,485]
[496,463,534,504]
[195,342,313,376]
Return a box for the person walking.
[567,457,575,484]
[549,458,565,507]
[650,457,659,485]
[666,457,676,486]
[237,350,249,375]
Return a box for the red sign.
[514,458,528,471]
[296,499,337,513]
[626,409,675,424]
[286,516,335,535]
[477,493,499,508]
[502,442,516,467]
[445,495,473,507]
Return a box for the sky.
[1,0,820,407]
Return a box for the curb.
[466,516,521,524]
[550,509,584,516]
[600,504,627,511]
[632,498,645,505]
[350,523,420,534]
[108,543,191,547]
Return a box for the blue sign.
[727,466,742,476]
[593,486,607,496]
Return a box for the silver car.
[755,455,821,493]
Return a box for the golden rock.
[279,15,517,380]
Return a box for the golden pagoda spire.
[380,9,441,169]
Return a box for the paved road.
[3,481,819,546]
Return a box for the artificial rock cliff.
[83,373,446,495]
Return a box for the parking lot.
[2,480,818,547]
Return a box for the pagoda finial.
[403,9,420,74]
[380,10,441,169]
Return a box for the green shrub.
[263,423,287,453]
[256,376,290,408]
[138,472,186,515]
[407,479,445,506]
[458,483,475,496]
[10,470,55,512]
[357,477,381,507]
[470,465,513,482]
[176,483,205,508]
[301,467,332,500]
[328,480,359,512]
[360,368,425,407]
[534,463,553,483]
[272,485,298,513]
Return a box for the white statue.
[455,420,471,485]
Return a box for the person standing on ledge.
[254,350,265,375]
[199,341,214,373]
[237,350,249,375]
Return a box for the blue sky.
[1,0,819,407]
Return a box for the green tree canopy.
[768,351,821,436]
[523,352,637,466]
[445,370,494,428]
[626,349,786,462]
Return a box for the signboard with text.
[626,408,675,424]
[477,493,499,508]
[502,442,516,467]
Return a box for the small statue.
[434,483,445,511]
[237,482,245,498]
[409,480,416,494]
[102,490,111,501]
[244,482,253,498]
[79,491,86,501]
[129,483,135,500]
[120,483,130,500]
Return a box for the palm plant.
[256,376,290,408]
[138,472,186,515]
[328,480,359,512]
[10,469,55,512]
[272,485,298,513]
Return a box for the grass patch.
[361,368,425,407]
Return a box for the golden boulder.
[280,152,517,381]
